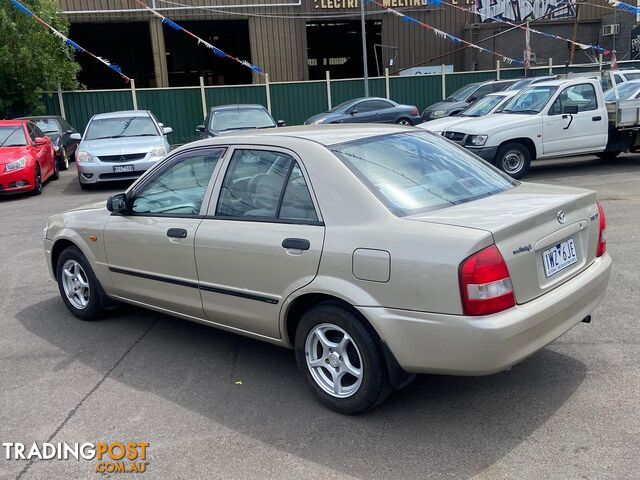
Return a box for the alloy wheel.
[61,259,91,310]
[304,323,363,398]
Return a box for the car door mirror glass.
[107,193,129,213]
[563,105,579,115]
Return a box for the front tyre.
[56,246,105,320]
[495,142,531,179]
[596,150,620,160]
[295,303,391,414]
[58,148,70,170]
[396,117,412,126]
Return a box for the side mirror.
[196,124,205,133]
[162,126,173,135]
[34,137,48,146]
[65,129,74,135]
[349,109,358,116]
[106,193,129,214]
[277,120,286,127]
[563,105,579,115]
[69,133,82,141]
[468,96,477,103]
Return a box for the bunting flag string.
[608,0,640,15]
[367,0,524,66]
[132,0,263,75]
[442,1,611,56]
[9,0,131,82]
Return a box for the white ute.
[441,76,640,178]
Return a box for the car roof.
[210,104,268,111]
[188,124,414,148]
[0,120,27,127]
[16,115,62,120]
[92,110,151,120]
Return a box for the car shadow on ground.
[16,297,587,478]
[529,154,640,179]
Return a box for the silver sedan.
[43,125,611,414]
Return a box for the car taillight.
[597,202,607,257]
[410,107,419,116]
[459,245,515,316]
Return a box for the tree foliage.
[0,0,80,118]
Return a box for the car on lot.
[72,110,172,189]
[196,104,285,137]
[304,97,421,125]
[440,77,640,179]
[418,91,516,135]
[0,120,58,195]
[604,80,640,101]
[17,115,79,171]
[43,125,612,414]
[421,79,517,121]
[609,68,640,84]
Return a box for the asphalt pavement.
[0,155,638,479]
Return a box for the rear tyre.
[32,165,43,196]
[495,142,531,179]
[56,246,105,321]
[51,159,60,180]
[396,117,412,126]
[596,150,620,160]
[295,303,391,414]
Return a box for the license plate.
[113,165,134,173]
[542,238,578,277]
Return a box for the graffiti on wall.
[474,0,576,22]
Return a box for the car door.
[345,100,380,123]
[368,100,397,123]
[103,147,225,318]
[195,147,325,339]
[27,123,51,177]
[542,83,608,156]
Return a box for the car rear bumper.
[77,158,161,184]
[359,254,612,375]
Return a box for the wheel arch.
[282,292,414,389]
[50,238,80,280]
[497,137,537,161]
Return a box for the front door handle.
[282,238,310,250]
[592,116,602,121]
[167,228,187,239]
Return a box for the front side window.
[445,84,478,102]
[86,115,159,141]
[131,149,224,216]
[501,86,557,114]
[0,127,27,147]
[471,84,493,100]
[549,83,597,115]
[216,149,317,222]
[331,132,515,216]
[208,108,275,132]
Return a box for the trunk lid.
[407,182,600,304]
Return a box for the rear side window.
[216,149,317,222]
[331,132,515,216]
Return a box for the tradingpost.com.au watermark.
[3,441,149,474]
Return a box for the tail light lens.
[597,202,607,257]
[410,107,419,116]
[459,245,515,316]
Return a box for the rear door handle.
[592,116,602,121]
[167,228,187,239]
[282,238,310,250]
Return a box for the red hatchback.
[0,120,58,195]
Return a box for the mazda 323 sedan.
[43,125,612,414]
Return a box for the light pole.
[360,0,369,97]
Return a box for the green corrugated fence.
[42,60,640,146]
